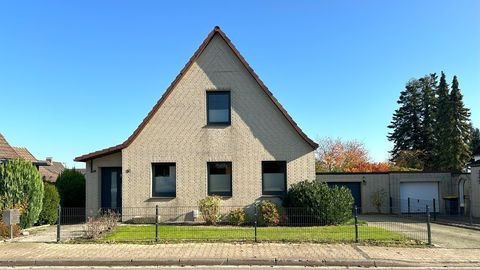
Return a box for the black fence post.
[56,205,61,243]
[389,197,393,214]
[254,202,258,243]
[426,205,432,246]
[432,199,436,221]
[155,205,159,242]
[408,197,411,216]
[354,205,359,243]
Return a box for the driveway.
[362,214,480,248]
[13,224,85,243]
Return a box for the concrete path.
[362,215,480,248]
[13,225,85,243]
[0,242,479,267]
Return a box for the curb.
[0,258,478,267]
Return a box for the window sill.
[147,196,176,201]
[260,194,285,198]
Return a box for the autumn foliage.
[315,137,393,173]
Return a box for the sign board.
[2,209,20,225]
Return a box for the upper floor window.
[207,91,231,125]
[152,163,176,197]
[262,161,286,196]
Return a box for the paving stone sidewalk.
[0,242,479,267]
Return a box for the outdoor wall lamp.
[362,176,366,185]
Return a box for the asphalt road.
[0,267,479,270]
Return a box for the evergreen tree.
[448,76,471,171]
[471,126,480,158]
[388,80,423,162]
[434,72,452,170]
[418,74,438,170]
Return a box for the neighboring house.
[0,133,64,182]
[39,157,66,183]
[75,26,317,217]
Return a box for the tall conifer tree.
[388,80,423,162]
[434,72,452,170]
[448,76,471,171]
[419,74,438,170]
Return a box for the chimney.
[46,157,53,165]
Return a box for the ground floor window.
[262,161,286,195]
[152,163,176,197]
[208,162,232,196]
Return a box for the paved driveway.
[362,215,480,248]
[13,224,84,243]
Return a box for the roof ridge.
[75,26,317,162]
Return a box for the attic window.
[207,91,231,125]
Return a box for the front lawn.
[102,224,410,243]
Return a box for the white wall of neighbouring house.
[471,165,480,217]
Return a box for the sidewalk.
[1,242,480,267]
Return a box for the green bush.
[283,180,354,225]
[0,159,44,228]
[56,169,85,207]
[198,196,222,225]
[256,201,281,226]
[227,208,248,225]
[38,182,60,225]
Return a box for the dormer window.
[207,91,231,125]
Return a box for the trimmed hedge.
[283,180,354,225]
[38,182,60,225]
[56,169,85,207]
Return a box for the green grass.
[102,224,409,243]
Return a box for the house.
[74,26,317,218]
[0,133,64,182]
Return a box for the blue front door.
[101,167,122,210]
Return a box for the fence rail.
[53,204,431,245]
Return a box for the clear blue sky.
[1,1,479,168]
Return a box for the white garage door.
[400,182,439,213]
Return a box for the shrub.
[56,169,85,207]
[256,201,281,226]
[0,159,44,228]
[227,208,248,225]
[38,182,60,225]
[283,180,354,225]
[84,210,119,240]
[198,196,222,225]
[0,223,21,238]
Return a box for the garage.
[400,182,439,213]
[327,182,362,212]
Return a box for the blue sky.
[0,1,479,168]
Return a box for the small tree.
[38,182,60,225]
[0,159,44,228]
[371,188,387,213]
[56,169,86,207]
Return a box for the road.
[0,267,479,270]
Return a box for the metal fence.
[54,204,432,244]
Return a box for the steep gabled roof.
[12,147,38,162]
[75,26,318,162]
[0,133,20,160]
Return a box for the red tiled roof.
[12,147,38,162]
[0,133,20,160]
[75,26,318,162]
